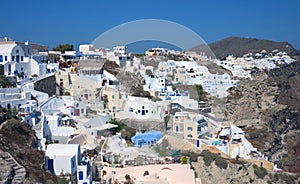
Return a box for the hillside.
[191,37,300,59]
[0,119,57,183]
[225,61,300,173]
[192,150,300,184]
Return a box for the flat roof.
[46,144,80,157]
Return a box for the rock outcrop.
[192,156,267,184]
[225,61,300,173]
[0,119,57,183]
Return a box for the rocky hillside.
[191,150,300,184]
[103,60,151,98]
[191,37,300,59]
[225,61,300,173]
[0,119,57,183]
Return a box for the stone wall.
[34,75,57,97]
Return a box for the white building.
[61,96,87,117]
[116,96,165,120]
[0,38,48,78]
[113,46,127,56]
[43,110,75,140]
[0,88,31,109]
[79,44,95,53]
[156,60,237,98]
[18,100,38,127]
[45,144,81,175]
[77,156,92,184]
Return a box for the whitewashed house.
[116,96,165,120]
[0,37,48,78]
[43,110,75,140]
[45,144,81,175]
[77,156,92,184]
[61,96,86,117]
[0,88,31,109]
[18,100,38,127]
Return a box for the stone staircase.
[0,151,26,183]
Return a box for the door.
[142,110,145,115]
[176,126,178,132]
[79,171,83,180]
[47,159,54,172]
[197,140,200,147]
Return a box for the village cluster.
[0,37,293,184]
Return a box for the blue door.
[142,110,145,115]
[79,171,83,180]
[196,140,200,147]
[47,159,54,172]
[176,126,178,132]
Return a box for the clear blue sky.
[1,0,299,50]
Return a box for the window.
[138,110,140,113]
[81,109,84,113]
[72,160,75,168]
[4,56,7,61]
[0,55,2,62]
[16,49,19,53]
[16,55,20,62]
[21,56,23,61]
[129,107,133,112]
[187,127,193,131]
[112,95,115,99]
[12,56,15,61]
[79,171,83,180]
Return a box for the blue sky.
[1,0,299,50]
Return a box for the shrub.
[253,164,268,179]
[215,157,228,169]
[200,150,228,169]
[181,156,188,164]
[125,174,131,180]
[280,173,299,184]
[64,91,71,96]
[181,151,200,162]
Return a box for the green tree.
[181,156,188,164]
[125,174,131,180]
[52,44,74,53]
[195,84,205,101]
[0,75,14,88]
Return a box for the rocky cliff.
[192,153,300,184]
[192,156,266,184]
[225,61,300,173]
[0,119,57,183]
